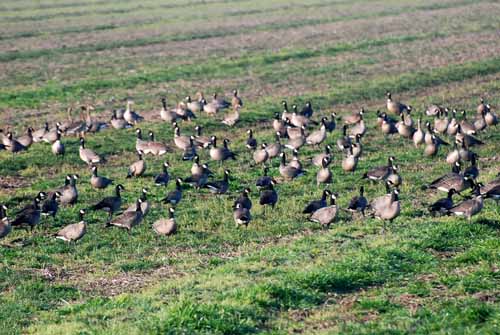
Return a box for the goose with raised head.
[123,100,144,124]
[246,129,257,151]
[448,184,484,222]
[79,137,102,165]
[426,162,472,193]
[386,92,410,114]
[222,105,241,126]
[370,187,401,231]
[316,157,332,185]
[253,143,269,165]
[162,178,183,205]
[56,209,87,242]
[153,207,177,236]
[90,184,125,218]
[337,125,351,150]
[447,109,459,136]
[233,203,251,227]
[434,109,449,134]
[32,122,49,142]
[342,145,358,172]
[127,151,146,178]
[474,109,487,132]
[344,108,364,125]
[111,110,131,129]
[347,186,368,216]
[280,152,304,181]
[256,167,272,189]
[17,127,34,148]
[107,199,143,233]
[41,191,62,218]
[233,188,252,210]
[4,132,27,153]
[428,189,456,216]
[413,118,425,147]
[310,193,337,228]
[57,174,79,205]
[301,101,313,118]
[173,126,192,151]
[11,194,44,232]
[484,105,497,126]
[312,145,332,167]
[90,166,113,189]
[459,110,476,135]
[154,162,170,186]
[204,170,230,194]
[362,156,395,182]
[303,189,331,214]
[396,113,414,138]
[266,132,282,159]
[186,95,203,114]
[306,117,327,146]
[273,113,287,134]
[231,89,243,108]
[194,126,211,149]
[0,205,11,239]
[160,98,179,123]
[324,112,336,132]
[259,180,278,214]
[125,188,150,216]
[51,130,65,156]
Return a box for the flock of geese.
[0,90,499,244]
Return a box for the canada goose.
[182,136,197,161]
[348,186,368,216]
[447,185,484,222]
[193,126,211,148]
[281,100,292,121]
[289,149,303,170]
[266,132,282,159]
[344,108,364,125]
[446,142,460,165]
[350,133,362,159]
[111,110,132,129]
[324,112,336,132]
[434,109,449,134]
[160,98,179,123]
[90,184,125,218]
[303,189,331,214]
[11,195,43,232]
[403,109,414,127]
[185,163,211,188]
[143,131,169,156]
[424,122,448,146]
[386,92,410,114]
[316,157,332,185]
[202,98,218,116]
[312,145,332,167]
[413,118,425,147]
[280,152,304,181]
[306,118,327,146]
[273,113,287,134]
[253,143,269,165]
[246,129,257,151]
[381,115,398,136]
[123,100,144,124]
[386,165,402,187]
[483,185,500,205]
[424,135,440,157]
[447,110,459,136]
[426,162,472,193]
[484,107,497,126]
[455,126,484,147]
[233,203,251,227]
[211,93,231,110]
[473,109,487,132]
[0,205,11,239]
[107,199,143,233]
[396,113,414,138]
[42,122,61,143]
[57,174,79,205]
[370,187,401,231]
[222,105,240,126]
[41,191,61,218]
[480,173,500,194]
[135,128,150,153]
[233,188,252,210]
[310,193,337,228]
[4,132,27,153]
[51,130,65,156]
[256,167,273,189]
[459,111,476,135]
[349,118,367,138]
[155,162,170,186]
[231,89,243,108]
[301,101,313,118]
[16,127,34,148]
[90,165,113,189]
[186,95,203,114]
[426,104,443,116]
[337,125,351,150]
[464,153,479,180]
[259,180,278,213]
[285,132,305,150]
[362,156,395,182]
[153,207,177,236]
[162,178,183,205]
[32,122,49,142]
[476,98,489,115]
[286,120,306,140]
[342,145,358,172]
[79,137,102,165]
[127,151,146,178]
[125,188,150,216]
[204,170,230,194]
[209,136,236,162]
[56,209,86,242]
[190,155,206,177]
[174,126,192,150]
[428,189,456,216]
[290,106,309,128]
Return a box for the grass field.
[1,0,500,334]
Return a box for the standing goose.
[273,113,287,135]
[386,92,410,114]
[426,162,472,193]
[186,95,203,114]
[447,185,484,222]
[289,149,303,170]
[233,203,251,227]
[285,127,305,150]
[349,118,367,139]
[347,186,368,216]
[266,132,282,159]
[281,100,292,121]
[32,122,49,142]
[457,140,474,162]
[111,110,132,129]
[144,131,169,156]
[428,189,456,216]
[194,126,211,149]
[476,98,489,115]
[123,100,144,124]
[286,120,306,140]
[351,134,363,158]
[233,188,252,210]
[455,126,484,147]
[154,162,170,186]
[162,178,183,205]
[413,118,425,147]
[127,151,146,178]
[185,163,211,189]
[312,145,332,167]
[434,109,450,134]
[42,123,61,143]
[79,137,102,165]
[310,193,338,228]
[231,89,243,108]
[447,110,459,136]
[160,98,179,123]
[362,156,395,182]
[370,188,401,231]
[41,191,62,219]
[4,132,27,153]
[222,105,240,126]
[173,126,192,150]
[446,142,460,165]
[424,134,441,157]
[381,115,398,136]
[484,106,497,126]
[182,136,197,161]
[90,165,113,189]
[342,145,358,172]
[135,128,150,153]
[279,152,304,181]
[211,93,231,110]
[125,188,150,216]
[246,129,257,151]
[253,143,269,165]
[90,184,125,218]
[306,118,327,146]
[316,157,332,186]
[58,174,79,205]
[259,180,278,214]
[426,104,443,117]
[55,209,87,243]
[396,113,414,138]
[202,98,219,116]
[459,111,476,135]
[190,155,206,177]
[11,195,44,232]
[107,199,143,233]
[204,170,230,194]
[303,189,331,214]
[17,127,34,148]
[209,136,236,162]
[153,207,177,236]
[324,112,337,132]
[51,130,65,156]
[473,109,487,132]
[386,165,402,188]
[344,108,364,125]
[256,167,273,189]
[301,101,313,118]
[337,125,351,150]
[290,105,310,128]
[464,153,479,180]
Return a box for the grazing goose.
[253,143,269,165]
[51,130,65,156]
[306,117,327,146]
[16,127,34,148]
[90,184,125,218]
[127,151,146,178]
[107,199,143,233]
[222,105,240,126]
[233,203,251,227]
[0,205,11,240]
[344,108,364,125]
[186,95,203,114]
[413,118,425,147]
[160,98,179,123]
[347,186,368,216]
[32,122,49,142]
[428,189,456,216]
[4,132,27,153]
[370,188,401,231]
[204,170,230,194]
[303,189,331,214]
[310,193,337,228]
[324,112,337,132]
[301,101,313,118]
[426,162,471,193]
[154,162,170,186]
[246,129,257,151]
[259,180,278,214]
[57,174,79,205]
[362,156,395,182]
[448,185,484,222]
[316,157,332,185]
[123,100,144,124]
[90,166,113,189]
[111,110,132,129]
[256,167,273,189]
[79,138,102,165]
[233,188,252,210]
[342,145,358,172]
[163,178,183,205]
[266,132,282,159]
[426,104,443,117]
[153,207,177,236]
[231,89,243,108]
[209,136,236,162]
[194,126,211,149]
[312,145,332,167]
[144,131,169,156]
[11,195,44,232]
[125,188,150,216]
[447,110,459,136]
[480,173,500,194]
[56,209,86,243]
[386,92,410,114]
[273,113,287,134]
[289,149,303,170]
[173,126,192,150]
[337,125,351,150]
[41,191,62,218]
[280,152,304,181]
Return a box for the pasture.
[0,0,500,334]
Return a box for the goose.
[281,101,292,121]
[362,156,395,182]
[483,185,500,205]
[107,199,143,233]
[324,112,336,132]
[246,129,257,151]
[135,128,150,153]
[350,134,363,158]
[123,100,144,124]
[266,132,282,159]
[273,113,287,134]
[111,110,132,129]
[386,92,410,114]
[476,98,489,115]
[286,120,306,140]
[424,134,441,157]
[424,122,448,146]
[426,104,443,117]
[79,137,102,165]
[473,109,487,132]
[381,116,398,136]
[447,185,484,222]
[182,136,197,161]
[42,122,61,143]
[426,163,471,193]
[4,132,27,153]
[0,205,11,239]
[51,130,65,156]
[480,173,500,194]
[253,143,269,165]
[90,165,113,189]
[222,105,240,126]
[57,174,79,205]
[143,131,168,156]
[344,108,364,125]
[370,188,401,231]
[337,125,351,150]
[82,105,107,133]
[484,106,497,126]
[446,142,460,165]
[463,153,479,180]
[41,191,62,218]
[347,186,368,216]
[154,162,170,186]
[32,122,49,142]
[280,152,304,181]
[153,207,177,236]
[303,189,331,214]
[185,95,203,114]
[233,203,251,227]
[289,149,303,170]
[90,184,125,218]
[11,195,43,232]
[447,110,459,136]
[256,167,272,189]
[413,118,425,147]
[455,126,483,147]
[290,106,310,128]
[125,188,150,216]
[301,101,313,118]
[341,145,358,172]
[127,151,146,178]
[428,189,456,216]
[173,126,192,150]
[386,165,402,187]
[259,180,278,214]
[185,164,211,189]
[55,209,87,243]
[176,102,197,121]
[190,155,206,177]
[312,145,332,167]
[434,109,449,134]
[202,98,219,116]
[194,126,211,149]
[160,98,179,123]
[349,118,367,138]
[211,93,231,110]
[162,178,183,205]
[403,109,414,127]
[306,118,327,146]
[310,193,337,228]
[285,131,305,150]
[231,89,243,108]
[233,188,252,210]
[459,111,476,135]
[16,127,34,148]
[316,157,332,185]
[396,113,414,138]
[204,170,230,194]
[209,136,236,162]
